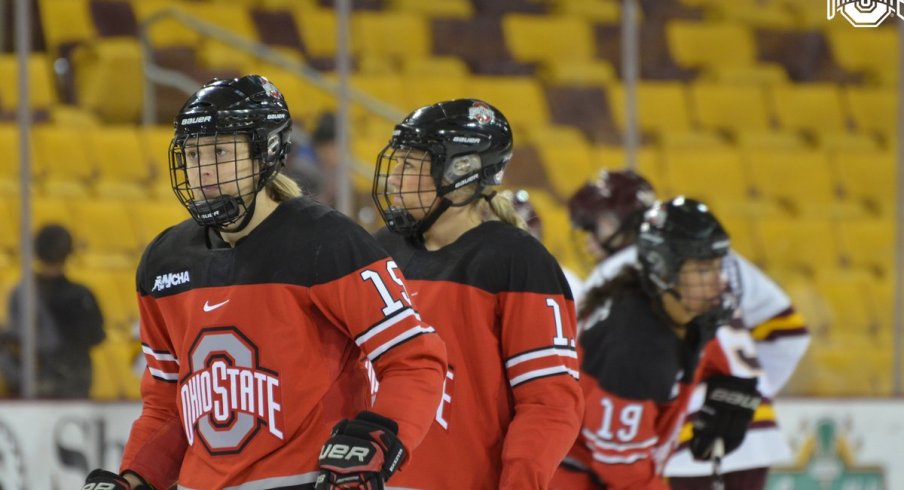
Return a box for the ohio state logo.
[181,326,284,455]
[468,101,495,124]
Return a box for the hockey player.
[372,99,583,489]
[551,197,761,489]
[81,75,447,490]
[568,171,810,489]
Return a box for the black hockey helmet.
[637,196,730,292]
[169,75,292,229]
[372,98,513,238]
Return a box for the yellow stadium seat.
[350,74,408,120]
[31,196,76,231]
[666,21,757,69]
[0,266,20,328]
[401,57,470,77]
[402,75,470,110]
[69,198,140,267]
[38,0,96,54]
[68,268,137,333]
[519,186,587,274]
[0,125,25,195]
[827,28,895,80]
[71,38,144,123]
[716,214,759,262]
[608,81,691,134]
[352,12,431,59]
[0,54,57,112]
[388,0,474,18]
[690,82,771,133]
[503,14,595,63]
[549,0,620,23]
[733,130,807,152]
[261,68,337,123]
[131,0,201,48]
[539,60,616,87]
[88,126,152,198]
[746,149,864,218]
[0,197,18,256]
[813,131,882,153]
[813,274,878,337]
[838,219,893,276]
[588,146,662,188]
[701,64,789,86]
[128,198,189,249]
[703,0,796,29]
[293,8,337,58]
[185,3,260,72]
[32,126,94,197]
[533,137,594,199]
[657,129,730,150]
[470,76,549,127]
[138,125,179,198]
[833,150,894,217]
[843,87,895,140]
[770,83,846,133]
[755,217,842,273]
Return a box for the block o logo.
[827,0,901,27]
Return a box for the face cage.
[674,254,742,322]
[372,144,440,236]
[169,132,263,228]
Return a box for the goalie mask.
[372,99,513,239]
[169,75,291,231]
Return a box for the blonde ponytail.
[266,173,303,202]
[479,190,528,231]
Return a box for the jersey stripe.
[142,344,179,363]
[581,429,658,451]
[365,325,436,361]
[751,311,807,341]
[505,346,578,368]
[509,365,579,387]
[148,367,179,382]
[355,307,418,345]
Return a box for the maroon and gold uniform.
[121,197,447,489]
[376,222,584,490]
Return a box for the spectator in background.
[5,224,105,398]
[284,112,338,205]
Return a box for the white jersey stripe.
[505,347,578,368]
[142,345,179,363]
[366,326,435,361]
[356,308,417,346]
[178,471,319,490]
[591,451,648,464]
[509,366,579,387]
[581,428,658,451]
[148,367,178,381]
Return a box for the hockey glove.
[690,375,761,461]
[314,411,407,490]
[81,469,150,490]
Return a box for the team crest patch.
[468,101,495,124]
[261,78,281,98]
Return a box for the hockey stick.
[711,437,725,490]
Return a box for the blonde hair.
[478,189,527,231]
[265,173,303,201]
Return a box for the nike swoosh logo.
[203,299,229,312]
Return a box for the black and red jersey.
[120,197,447,490]
[551,283,696,490]
[375,221,583,489]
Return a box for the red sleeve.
[120,294,187,490]
[498,291,584,489]
[581,387,670,490]
[310,257,447,453]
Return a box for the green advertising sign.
[767,418,885,490]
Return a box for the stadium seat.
[589,146,661,181]
[832,150,894,217]
[350,74,408,119]
[401,57,470,77]
[770,83,846,134]
[690,82,771,133]
[69,198,141,267]
[733,130,807,151]
[31,196,76,231]
[131,0,202,48]
[401,74,470,112]
[0,266,20,328]
[539,60,616,87]
[388,0,474,18]
[69,267,137,333]
[745,149,864,218]
[0,125,24,195]
[838,219,893,277]
[812,131,882,153]
[0,54,58,113]
[844,87,895,141]
[700,64,789,86]
[32,126,95,197]
[657,129,730,150]
[352,11,431,59]
[88,126,153,198]
[826,28,896,83]
[71,38,144,123]
[716,214,759,263]
[666,20,757,70]
[608,81,691,135]
[813,274,879,337]
[502,14,595,64]
[469,76,550,127]
[128,198,188,249]
[699,0,796,29]
[755,217,842,273]
[0,197,18,257]
[532,135,594,199]
[662,148,769,218]
[548,0,620,23]
[38,0,96,55]
[261,68,337,123]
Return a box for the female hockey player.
[550,197,762,489]
[567,172,810,489]
[371,99,584,489]
[81,75,447,490]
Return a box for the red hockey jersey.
[376,222,584,490]
[120,198,447,489]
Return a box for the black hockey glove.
[81,469,150,490]
[690,375,761,461]
[314,411,407,490]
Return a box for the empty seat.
[539,60,616,87]
[827,28,896,81]
[844,87,895,140]
[813,275,878,337]
[755,217,842,273]
[293,8,337,58]
[131,0,201,48]
[690,82,771,133]
[0,54,57,112]
[503,14,595,64]
[69,198,140,267]
[0,125,25,194]
[746,149,864,218]
[87,125,152,198]
[734,130,807,151]
[666,21,757,70]
[388,0,474,18]
[128,198,189,248]
[657,129,730,150]
[770,83,846,133]
[39,0,96,54]
[401,74,469,111]
[469,76,549,127]
[663,148,755,215]
[608,81,691,134]
[32,126,95,197]
[832,150,894,216]
[838,219,893,276]
[352,11,431,59]
[548,0,620,23]
[71,38,144,123]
